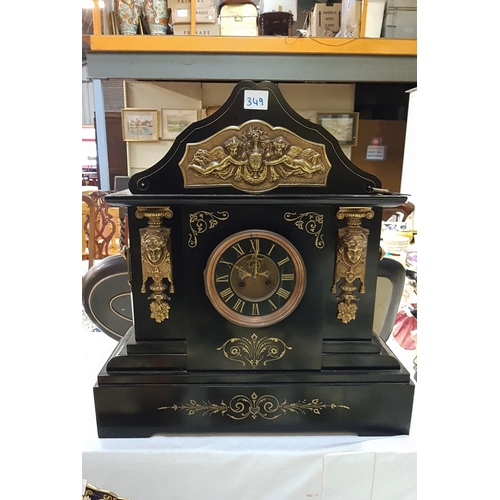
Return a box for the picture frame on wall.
[317,112,359,146]
[205,106,220,117]
[161,109,199,140]
[121,109,160,142]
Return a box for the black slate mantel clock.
[94,80,414,438]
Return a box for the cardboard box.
[340,0,362,37]
[308,4,342,37]
[364,0,386,37]
[173,23,220,35]
[170,0,218,24]
[220,4,258,36]
[258,0,298,21]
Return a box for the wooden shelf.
[89,35,416,56]
[86,35,416,82]
[85,0,416,82]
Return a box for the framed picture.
[161,109,199,140]
[206,106,220,117]
[317,112,359,146]
[121,109,159,142]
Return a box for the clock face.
[204,229,306,327]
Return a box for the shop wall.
[124,81,356,177]
[350,119,407,193]
[125,81,202,177]
[400,89,417,225]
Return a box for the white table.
[82,327,417,500]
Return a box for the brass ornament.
[158,392,349,420]
[83,484,130,500]
[120,245,132,286]
[188,210,230,248]
[136,207,175,323]
[331,207,374,324]
[284,211,325,248]
[178,120,331,193]
[217,332,292,368]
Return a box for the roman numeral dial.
[204,229,306,327]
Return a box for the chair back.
[82,190,125,269]
[382,202,415,223]
[82,194,96,269]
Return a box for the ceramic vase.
[144,0,168,35]
[115,0,143,35]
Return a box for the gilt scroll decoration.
[217,333,292,369]
[158,392,350,420]
[136,207,174,323]
[188,210,230,248]
[331,207,374,324]
[284,211,325,249]
[178,120,331,193]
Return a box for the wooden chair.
[382,202,415,223]
[82,190,125,270]
[82,194,96,269]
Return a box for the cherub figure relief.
[187,127,326,187]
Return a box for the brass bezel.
[204,229,306,328]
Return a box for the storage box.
[340,0,362,37]
[220,4,258,36]
[259,11,293,36]
[173,23,221,35]
[364,0,386,37]
[381,0,416,39]
[308,3,342,37]
[170,0,218,24]
[258,0,297,21]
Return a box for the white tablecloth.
[82,328,417,500]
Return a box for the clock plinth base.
[94,329,414,438]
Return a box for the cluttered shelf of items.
[84,0,416,56]
[381,203,417,381]
[82,128,99,187]
[82,164,99,187]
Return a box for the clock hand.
[238,268,253,279]
[220,259,252,279]
[248,239,261,278]
[254,248,262,277]
[250,257,269,279]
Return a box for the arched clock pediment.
[129,80,382,195]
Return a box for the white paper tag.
[366,145,386,160]
[82,479,88,495]
[244,90,269,110]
